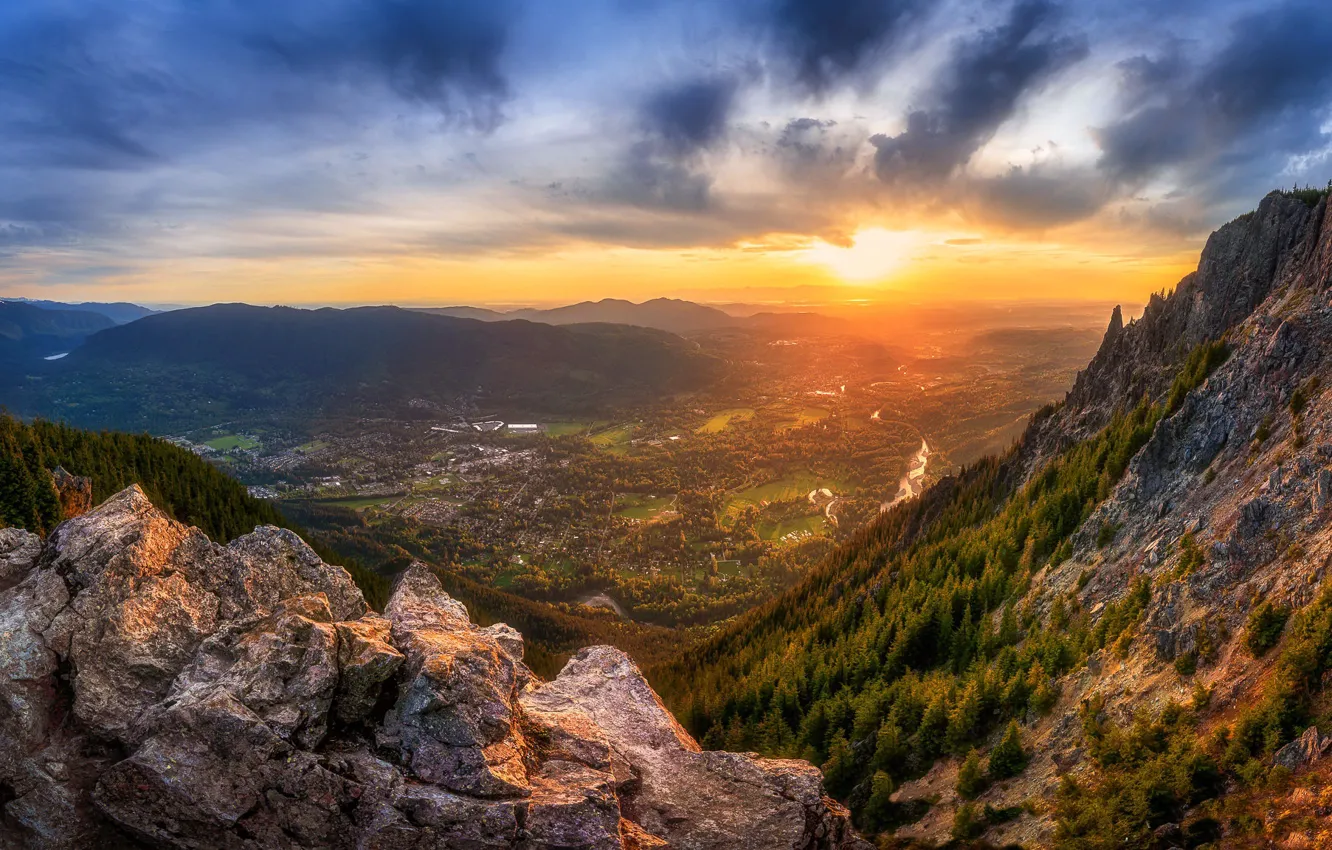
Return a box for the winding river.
[881,437,931,513]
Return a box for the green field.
[204,434,260,451]
[714,559,744,577]
[728,473,845,508]
[696,408,756,434]
[312,495,395,510]
[411,476,457,493]
[758,515,827,541]
[616,494,676,520]
[775,407,831,430]
[547,421,596,437]
[589,423,636,451]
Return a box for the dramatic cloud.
[762,0,926,94]
[250,2,514,128]
[0,0,1329,298]
[870,1,1089,184]
[641,76,740,157]
[1096,1,1332,194]
[970,164,1113,228]
[600,75,745,212]
[0,0,517,165]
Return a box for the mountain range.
[0,300,118,364]
[0,298,158,325]
[4,304,723,432]
[420,297,740,334]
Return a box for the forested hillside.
[0,414,396,608]
[8,304,723,432]
[0,415,286,540]
[654,344,1223,834]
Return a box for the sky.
[1,0,1330,308]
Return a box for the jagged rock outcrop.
[0,488,868,850]
[47,468,92,521]
[1273,726,1332,771]
[1024,192,1329,462]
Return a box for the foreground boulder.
[0,487,869,849]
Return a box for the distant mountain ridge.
[2,297,158,325]
[5,303,723,431]
[420,297,738,334]
[0,301,116,364]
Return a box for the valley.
[137,311,1101,632]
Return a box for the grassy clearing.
[547,421,596,437]
[312,495,394,510]
[589,423,636,451]
[297,440,329,453]
[728,473,845,508]
[758,515,826,541]
[715,559,744,578]
[696,408,756,434]
[205,434,260,451]
[616,494,676,520]
[411,476,457,493]
[775,407,830,430]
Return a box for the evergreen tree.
[862,771,896,829]
[956,749,986,800]
[988,721,1028,780]
[821,733,858,798]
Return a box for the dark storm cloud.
[0,8,165,171]
[777,119,838,160]
[0,0,520,256]
[762,0,927,94]
[603,75,745,212]
[0,1,518,170]
[870,0,1089,184]
[640,76,740,156]
[971,165,1112,228]
[248,0,514,130]
[1096,2,1332,189]
[607,146,716,212]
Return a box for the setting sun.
[799,229,922,283]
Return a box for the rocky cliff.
[890,192,1332,845]
[1024,192,1329,460]
[0,487,868,850]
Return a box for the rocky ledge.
[0,486,867,850]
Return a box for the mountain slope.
[655,189,1332,846]
[9,304,722,431]
[0,301,115,363]
[3,298,158,324]
[0,413,285,540]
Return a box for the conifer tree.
[956,749,985,800]
[988,721,1028,780]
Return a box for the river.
[881,437,931,513]
[578,592,627,618]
